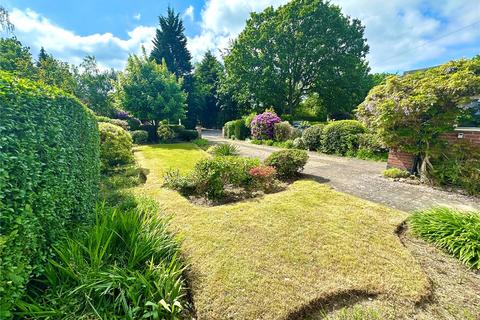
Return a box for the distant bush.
[356,132,388,161]
[96,116,130,131]
[131,130,149,144]
[383,168,410,178]
[126,117,142,131]
[233,119,249,140]
[207,143,240,157]
[274,121,295,142]
[0,72,100,317]
[251,111,281,140]
[321,120,365,155]
[139,123,157,142]
[192,138,209,150]
[409,207,480,269]
[292,137,306,150]
[265,149,309,178]
[177,129,199,141]
[99,122,135,170]
[243,112,257,128]
[302,124,325,151]
[223,120,236,139]
[157,122,176,143]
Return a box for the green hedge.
[0,71,100,318]
[223,119,248,140]
[321,120,365,155]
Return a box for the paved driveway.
[202,130,480,212]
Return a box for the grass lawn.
[134,144,430,319]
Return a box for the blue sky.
[3,0,480,73]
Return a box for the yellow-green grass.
[134,144,430,319]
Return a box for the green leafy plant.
[264,149,309,178]
[207,143,240,157]
[0,71,100,317]
[292,137,306,150]
[131,130,149,144]
[409,207,480,269]
[383,168,410,178]
[157,122,176,143]
[177,129,199,141]
[99,122,135,170]
[321,120,365,155]
[302,124,325,151]
[249,165,278,192]
[274,121,294,142]
[192,138,209,150]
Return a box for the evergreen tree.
[150,7,192,78]
[37,47,48,67]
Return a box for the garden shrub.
[130,130,149,144]
[16,200,187,318]
[177,129,199,141]
[251,111,281,140]
[356,132,388,161]
[430,141,480,195]
[96,116,130,131]
[321,120,366,155]
[233,119,249,140]
[265,149,309,178]
[249,166,278,191]
[302,124,325,151]
[99,122,135,170]
[126,117,142,131]
[274,121,294,142]
[192,138,209,150]
[243,112,257,128]
[409,207,480,269]
[0,71,100,318]
[292,137,306,150]
[139,123,157,142]
[157,122,176,143]
[207,143,240,157]
[223,120,236,139]
[383,168,410,178]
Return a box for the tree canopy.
[36,49,77,94]
[223,0,369,118]
[0,37,36,78]
[114,53,187,124]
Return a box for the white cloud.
[188,0,480,72]
[182,5,194,21]
[9,8,155,70]
[133,13,141,21]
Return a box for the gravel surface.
[202,130,480,212]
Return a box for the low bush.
[233,119,249,140]
[302,124,325,151]
[177,129,199,141]
[243,112,257,128]
[251,111,281,140]
[430,141,480,195]
[97,116,130,131]
[0,72,100,317]
[321,120,366,155]
[249,166,278,191]
[274,121,295,142]
[16,200,187,318]
[383,168,410,178]
[139,123,158,143]
[192,138,209,150]
[356,132,388,161]
[292,137,306,150]
[126,117,142,131]
[207,143,240,157]
[157,122,176,143]
[99,122,135,170]
[409,207,480,269]
[265,149,309,178]
[131,130,149,144]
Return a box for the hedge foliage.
[99,122,134,170]
[321,120,365,155]
[265,149,309,178]
[302,124,325,151]
[223,119,249,140]
[130,130,149,144]
[0,71,100,317]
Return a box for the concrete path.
[202,130,480,212]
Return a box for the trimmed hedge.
[130,130,149,144]
[302,124,325,151]
[177,129,199,141]
[0,71,100,317]
[223,119,249,140]
[321,120,365,155]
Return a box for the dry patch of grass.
[134,144,430,319]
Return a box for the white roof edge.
[454,127,480,132]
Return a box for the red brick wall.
[386,128,480,171]
[387,149,415,172]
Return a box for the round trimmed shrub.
[251,111,281,140]
[274,121,294,142]
[293,137,306,149]
[0,71,100,316]
[264,149,309,178]
[302,124,325,151]
[157,122,175,142]
[131,130,149,144]
[99,122,134,170]
[126,117,142,131]
[321,120,366,155]
[177,129,199,141]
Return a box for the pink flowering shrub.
[250,111,281,140]
[249,165,277,191]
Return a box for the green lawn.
[134,144,430,319]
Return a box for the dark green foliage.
[16,201,186,318]
[302,124,325,151]
[223,119,249,140]
[192,138,209,150]
[207,143,240,157]
[410,207,480,269]
[131,130,149,144]
[157,123,176,143]
[99,122,134,171]
[274,121,294,142]
[321,120,365,155]
[126,117,142,131]
[0,71,100,317]
[430,141,480,195]
[264,149,309,178]
[139,123,158,143]
[177,129,199,141]
[356,132,388,161]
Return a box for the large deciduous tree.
[357,56,480,179]
[115,53,186,126]
[0,37,36,78]
[194,50,224,128]
[223,0,369,118]
[37,49,77,94]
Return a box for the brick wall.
[386,127,480,171]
